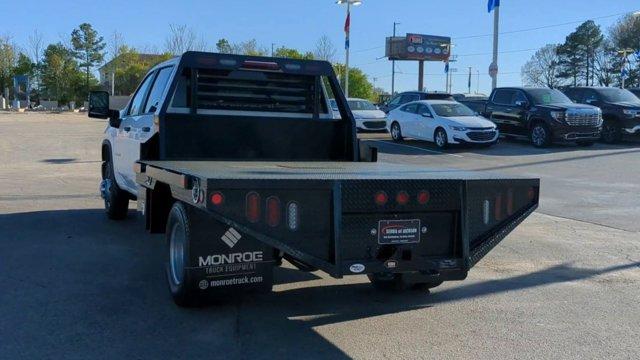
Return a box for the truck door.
[510,90,531,136]
[488,89,523,136]
[116,71,156,194]
[123,66,175,196]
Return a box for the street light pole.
[336,0,362,98]
[491,5,500,89]
[618,48,634,89]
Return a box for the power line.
[350,9,638,53]
[353,47,537,67]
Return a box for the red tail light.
[246,192,261,223]
[494,193,503,221]
[374,191,388,206]
[242,60,280,70]
[210,192,224,206]
[417,190,430,205]
[396,191,410,205]
[266,196,281,227]
[506,189,514,216]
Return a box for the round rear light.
[396,191,410,205]
[417,190,430,205]
[210,192,224,206]
[374,191,388,206]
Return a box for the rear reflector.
[246,192,261,223]
[494,194,503,221]
[483,200,490,225]
[396,191,410,205]
[374,191,388,206]
[287,202,299,231]
[417,190,430,205]
[210,192,224,206]
[266,196,281,227]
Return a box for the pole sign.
[488,62,498,78]
[386,34,451,61]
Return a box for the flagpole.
[491,4,500,89]
[345,1,350,98]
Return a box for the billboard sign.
[386,34,452,61]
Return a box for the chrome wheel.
[391,123,402,141]
[435,129,447,148]
[531,125,547,147]
[169,222,186,286]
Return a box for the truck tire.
[367,273,443,291]
[601,120,622,144]
[434,127,449,149]
[101,155,129,220]
[165,202,199,307]
[391,122,403,142]
[530,122,551,148]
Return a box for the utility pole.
[271,43,275,57]
[418,61,424,91]
[468,66,472,94]
[476,69,480,94]
[391,21,399,95]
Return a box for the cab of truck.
[484,87,602,147]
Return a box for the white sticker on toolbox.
[349,263,366,273]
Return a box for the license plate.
[378,219,421,244]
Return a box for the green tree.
[111,46,172,95]
[333,64,374,100]
[273,46,314,60]
[609,14,640,87]
[556,21,603,86]
[0,36,17,98]
[71,23,106,94]
[216,38,234,54]
[41,43,86,105]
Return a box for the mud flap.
[186,208,275,296]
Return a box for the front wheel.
[434,128,448,149]
[101,156,129,220]
[601,120,622,143]
[530,123,551,148]
[390,122,403,142]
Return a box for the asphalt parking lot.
[1,112,639,360]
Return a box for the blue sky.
[10,0,640,95]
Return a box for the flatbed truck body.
[88,52,539,306]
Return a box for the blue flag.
[444,62,449,73]
[488,0,500,12]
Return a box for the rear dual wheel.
[166,202,200,307]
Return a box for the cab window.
[492,89,515,105]
[128,72,156,116]
[144,66,174,114]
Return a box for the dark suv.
[380,91,453,113]
[563,87,640,143]
[482,87,602,147]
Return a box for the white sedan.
[347,98,388,132]
[387,100,499,148]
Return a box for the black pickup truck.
[461,87,602,147]
[88,52,539,307]
[562,87,640,143]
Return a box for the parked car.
[479,87,602,147]
[347,98,388,132]
[380,91,454,113]
[562,87,640,143]
[387,100,499,149]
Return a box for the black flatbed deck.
[140,161,516,181]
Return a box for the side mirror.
[88,91,111,118]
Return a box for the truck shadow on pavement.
[1,208,638,359]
